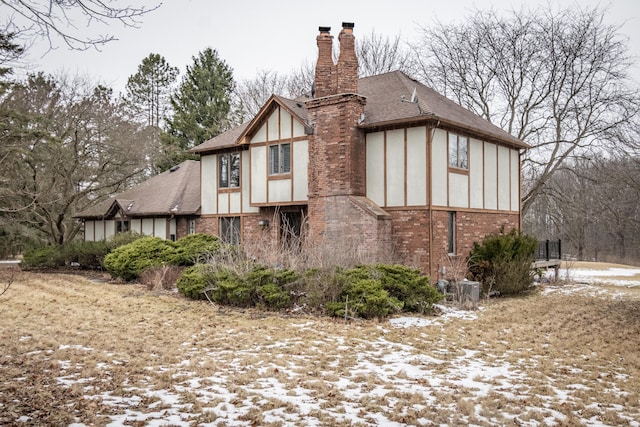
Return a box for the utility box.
[461,281,480,303]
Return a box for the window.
[448,133,468,169]
[269,143,291,175]
[188,219,196,235]
[447,212,456,255]
[280,210,304,250]
[116,220,130,234]
[220,217,241,245]
[219,152,240,188]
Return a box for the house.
[190,23,527,279]
[75,160,200,242]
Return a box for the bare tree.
[235,28,413,119]
[1,0,160,50]
[411,5,639,214]
[357,29,412,77]
[234,62,314,119]
[0,73,148,244]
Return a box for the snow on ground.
[45,266,640,426]
[564,267,640,287]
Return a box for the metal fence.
[536,240,562,261]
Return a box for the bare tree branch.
[1,0,161,51]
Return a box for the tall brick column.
[306,23,392,263]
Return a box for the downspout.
[428,122,437,279]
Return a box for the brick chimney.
[314,26,337,97]
[306,22,391,264]
[337,22,358,94]
[313,23,358,98]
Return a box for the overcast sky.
[15,0,640,95]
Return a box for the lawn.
[1,266,639,426]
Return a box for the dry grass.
[1,268,639,426]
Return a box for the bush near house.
[327,264,442,319]
[468,228,537,296]
[177,264,300,310]
[103,234,223,281]
[177,261,442,319]
[103,237,176,281]
[172,233,221,265]
[20,232,143,270]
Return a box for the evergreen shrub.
[468,228,537,296]
[328,264,442,319]
[176,265,213,299]
[104,236,176,281]
[173,233,221,266]
[20,246,61,269]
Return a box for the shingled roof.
[191,95,311,155]
[358,71,527,148]
[190,71,527,153]
[75,160,201,219]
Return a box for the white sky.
[14,0,640,95]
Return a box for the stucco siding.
[448,172,469,208]
[469,138,484,209]
[201,155,217,215]
[366,131,385,206]
[498,145,510,211]
[293,139,309,201]
[431,129,448,206]
[406,126,427,206]
[250,146,267,204]
[386,129,405,207]
[510,149,520,212]
[484,142,498,210]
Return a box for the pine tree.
[125,53,178,128]
[159,48,235,170]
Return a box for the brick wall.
[389,209,431,270]
[307,195,392,264]
[305,94,366,197]
[431,210,520,280]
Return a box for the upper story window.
[219,152,240,188]
[269,143,291,175]
[448,133,468,170]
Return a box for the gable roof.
[190,71,527,153]
[358,71,527,148]
[74,160,201,219]
[191,95,312,155]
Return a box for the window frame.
[268,143,291,176]
[218,152,241,189]
[447,211,456,255]
[448,132,469,170]
[219,216,241,245]
[116,220,130,234]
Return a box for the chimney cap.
[318,26,331,33]
[342,22,355,29]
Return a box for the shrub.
[103,236,176,281]
[69,241,111,268]
[106,231,144,250]
[176,265,213,299]
[344,264,442,314]
[468,228,537,296]
[173,233,221,266]
[195,265,299,310]
[331,264,441,318]
[328,278,401,319]
[20,246,62,269]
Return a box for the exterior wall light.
[258,219,270,230]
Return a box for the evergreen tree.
[159,48,235,170]
[125,53,178,128]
